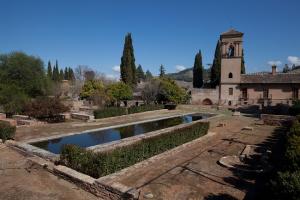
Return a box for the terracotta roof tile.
[241,73,300,84]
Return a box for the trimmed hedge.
[128,104,164,114]
[60,121,209,178]
[270,118,300,199]
[0,121,16,142]
[94,104,164,119]
[94,107,127,119]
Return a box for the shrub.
[0,121,16,142]
[60,121,209,178]
[23,97,69,123]
[289,101,300,116]
[128,104,164,114]
[94,104,164,119]
[94,107,127,119]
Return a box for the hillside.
[167,68,211,82]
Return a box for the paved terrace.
[0,106,282,199]
[100,114,281,200]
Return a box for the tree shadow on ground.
[220,126,286,200]
[204,193,238,200]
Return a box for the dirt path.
[0,144,98,200]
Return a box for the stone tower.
[219,29,243,106]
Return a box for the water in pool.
[32,113,211,154]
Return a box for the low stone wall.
[191,87,219,105]
[261,114,295,126]
[71,112,95,121]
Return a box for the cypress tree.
[120,33,136,85]
[136,64,145,82]
[69,67,75,82]
[210,40,221,88]
[52,60,60,81]
[64,67,69,80]
[59,69,64,81]
[145,70,153,80]
[47,61,52,79]
[241,49,246,74]
[159,64,166,77]
[193,50,203,88]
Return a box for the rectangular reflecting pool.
[31,113,213,154]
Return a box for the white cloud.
[267,60,282,66]
[105,74,119,80]
[112,65,120,73]
[175,65,186,72]
[287,56,300,66]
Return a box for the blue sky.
[1,0,300,78]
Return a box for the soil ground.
[0,143,98,200]
[0,105,282,199]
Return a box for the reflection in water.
[32,113,212,154]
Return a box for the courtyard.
[0,105,283,200]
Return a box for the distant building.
[192,29,300,106]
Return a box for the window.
[292,88,299,100]
[229,88,233,95]
[227,45,235,58]
[228,72,233,78]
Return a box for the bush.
[94,107,127,119]
[23,97,69,123]
[0,121,16,142]
[94,104,164,119]
[128,104,164,114]
[289,101,300,116]
[60,121,209,178]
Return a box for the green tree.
[68,67,75,82]
[241,49,246,74]
[106,82,133,106]
[79,80,105,100]
[193,50,203,88]
[64,67,69,80]
[159,64,166,77]
[283,64,290,73]
[145,70,153,80]
[47,61,52,79]
[120,33,136,86]
[210,40,221,88]
[0,84,28,115]
[136,64,145,82]
[59,69,64,81]
[0,51,48,97]
[157,77,189,104]
[52,61,60,81]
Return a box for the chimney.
[272,65,277,75]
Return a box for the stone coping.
[6,140,59,162]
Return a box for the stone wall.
[260,114,295,126]
[191,87,219,105]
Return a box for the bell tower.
[219,29,243,106]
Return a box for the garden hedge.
[94,104,164,119]
[0,121,16,142]
[60,121,209,178]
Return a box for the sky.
[1,0,300,79]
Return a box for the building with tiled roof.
[192,29,300,106]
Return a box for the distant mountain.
[167,67,211,82]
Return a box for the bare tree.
[141,79,160,104]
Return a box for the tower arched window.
[227,45,235,58]
[228,72,233,78]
